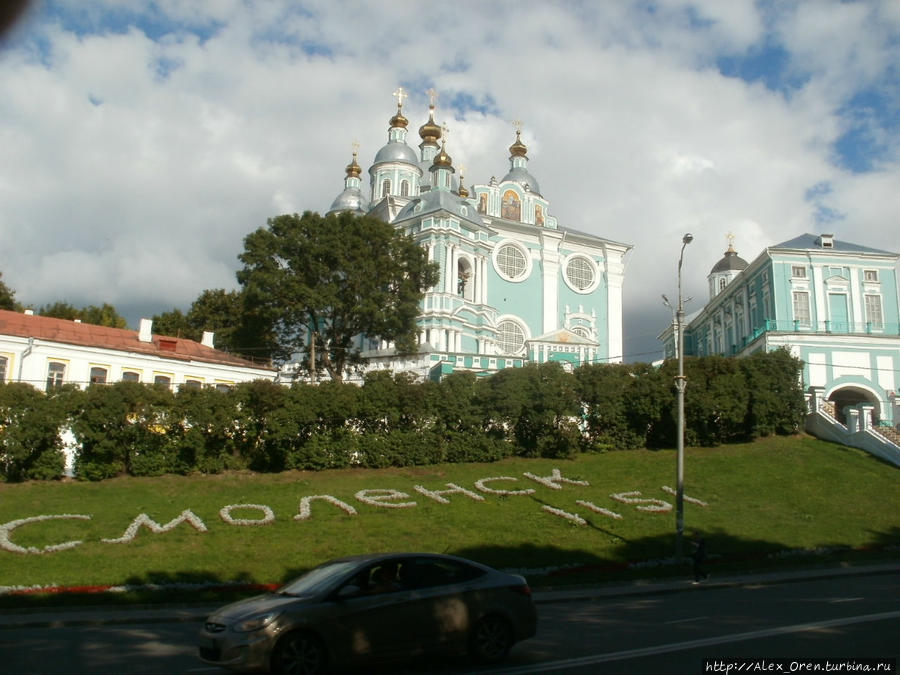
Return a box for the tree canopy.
[152,288,278,363]
[237,211,440,381]
[0,272,20,311]
[39,301,128,328]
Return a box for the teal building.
[661,233,900,428]
[329,92,631,380]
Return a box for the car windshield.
[277,561,359,597]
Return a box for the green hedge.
[0,350,806,482]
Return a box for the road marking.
[482,609,900,674]
[829,597,864,603]
[664,616,709,624]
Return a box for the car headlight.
[232,611,280,633]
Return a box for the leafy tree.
[38,301,80,320]
[152,289,279,363]
[39,301,127,328]
[79,303,128,328]
[0,272,19,311]
[237,211,440,381]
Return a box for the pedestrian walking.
[690,531,709,583]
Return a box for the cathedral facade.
[328,91,631,380]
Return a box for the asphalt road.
[0,568,896,675]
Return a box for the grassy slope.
[1,435,897,593]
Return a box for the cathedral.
[328,89,631,380]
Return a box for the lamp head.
[682,233,694,245]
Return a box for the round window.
[496,244,527,280]
[497,320,526,355]
[566,257,595,291]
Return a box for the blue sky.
[1,0,898,362]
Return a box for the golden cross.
[512,119,523,133]
[441,121,450,140]
[427,88,437,108]
[727,231,735,250]
[392,86,407,108]
[351,140,359,159]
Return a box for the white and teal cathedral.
[327,90,631,381]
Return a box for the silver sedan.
[198,552,537,674]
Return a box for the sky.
[1,0,898,363]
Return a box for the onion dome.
[328,146,369,214]
[501,127,542,196]
[345,151,362,179]
[711,240,749,273]
[419,105,442,146]
[509,129,528,158]
[458,168,469,198]
[431,141,454,170]
[390,105,409,129]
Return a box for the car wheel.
[469,615,513,664]
[271,631,328,675]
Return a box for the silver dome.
[501,167,542,196]
[328,187,369,214]
[373,140,419,165]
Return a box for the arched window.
[400,180,410,196]
[381,178,391,197]
[535,204,544,227]
[478,193,488,214]
[501,190,521,221]
[89,367,108,384]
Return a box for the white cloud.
[0,0,897,361]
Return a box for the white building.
[0,310,276,390]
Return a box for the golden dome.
[390,106,409,129]
[433,141,453,168]
[419,106,441,144]
[345,155,361,178]
[509,129,528,158]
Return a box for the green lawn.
[1,435,898,601]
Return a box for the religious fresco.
[478,192,488,214]
[501,190,521,221]
[535,204,544,227]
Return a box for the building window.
[182,379,203,390]
[718,278,727,292]
[865,294,884,328]
[535,204,544,227]
[46,362,65,390]
[478,193,488,214]
[496,244,527,280]
[122,371,140,382]
[497,320,526,356]
[565,257,595,292]
[792,291,811,326]
[791,266,806,278]
[154,375,172,387]
[215,382,234,393]
[0,355,7,382]
[864,269,878,282]
[400,180,410,196]
[89,367,108,384]
[381,178,391,197]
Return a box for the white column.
[444,244,453,293]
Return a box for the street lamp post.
[675,233,693,560]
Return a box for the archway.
[827,385,881,425]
